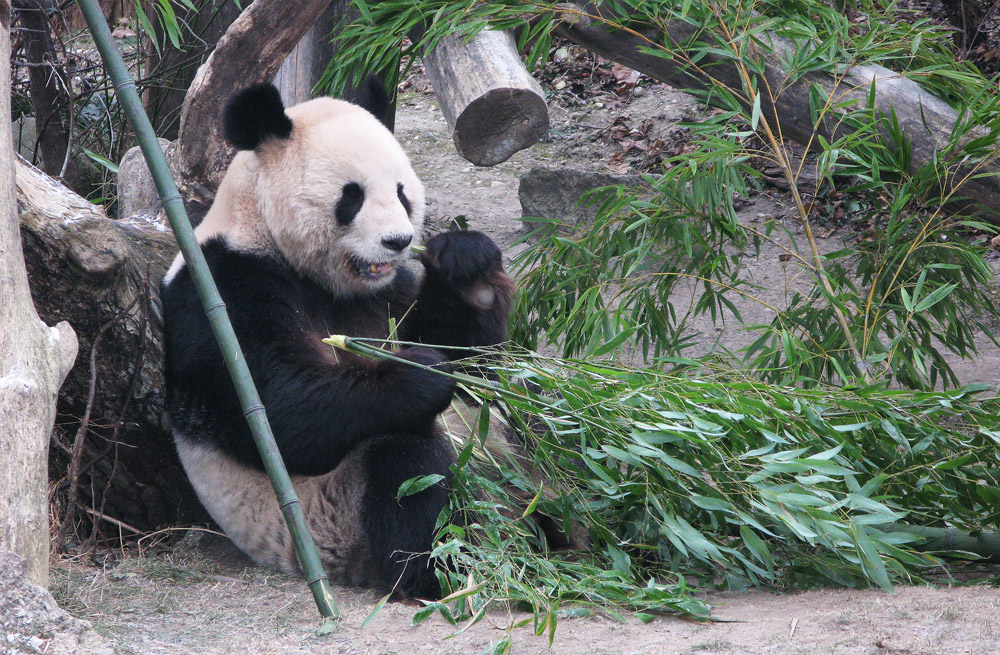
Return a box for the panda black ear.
[223,84,293,151]
[355,74,392,128]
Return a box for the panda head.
[221,81,425,296]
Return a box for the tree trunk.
[0,7,78,587]
[12,0,82,189]
[143,0,243,139]
[273,1,396,128]
[939,0,991,55]
[554,6,1000,216]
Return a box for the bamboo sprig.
[322,335,603,430]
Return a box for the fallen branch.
[554,5,1000,215]
[81,506,145,537]
[886,523,1000,563]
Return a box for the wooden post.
[422,29,549,166]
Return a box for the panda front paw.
[420,231,508,311]
[394,346,456,417]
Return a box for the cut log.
[421,29,549,166]
[554,6,1000,216]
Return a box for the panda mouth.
[351,257,395,280]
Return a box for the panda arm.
[163,245,455,476]
[246,336,453,474]
[404,230,515,354]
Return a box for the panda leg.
[359,432,454,600]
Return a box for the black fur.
[335,183,365,226]
[411,231,512,350]
[163,239,458,475]
[356,74,392,127]
[361,433,453,598]
[162,230,512,598]
[397,183,412,217]
[223,84,293,150]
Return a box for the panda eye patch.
[397,183,412,217]
[336,182,365,225]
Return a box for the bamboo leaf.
[397,474,446,501]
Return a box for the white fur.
[175,435,379,585]
[162,254,184,287]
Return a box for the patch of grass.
[938,607,962,621]
[112,555,211,584]
[687,640,735,653]
[48,567,91,617]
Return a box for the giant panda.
[160,81,516,600]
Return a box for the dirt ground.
[43,62,1000,654]
[48,541,1000,655]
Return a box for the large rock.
[0,550,116,655]
[116,142,212,226]
[518,165,645,229]
[116,140,171,221]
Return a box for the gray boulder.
[518,165,646,229]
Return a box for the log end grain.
[453,87,549,166]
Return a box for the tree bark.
[143,0,244,140]
[17,157,203,543]
[273,0,396,128]
[12,0,82,189]
[176,0,334,189]
[1,6,78,587]
[421,29,549,166]
[554,6,1000,216]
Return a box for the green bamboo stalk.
[73,0,339,622]
[884,524,1000,562]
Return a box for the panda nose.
[381,234,412,252]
